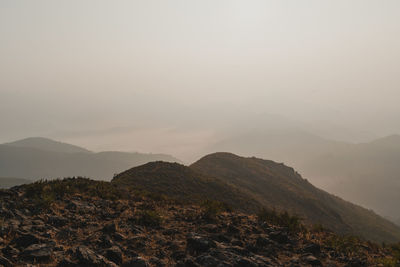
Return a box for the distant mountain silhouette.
[0,177,32,188]
[112,161,261,213]
[0,138,180,180]
[4,137,92,154]
[190,153,400,243]
[297,135,400,223]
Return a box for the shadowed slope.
[112,161,262,213]
[191,152,400,243]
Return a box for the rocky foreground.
[0,178,398,266]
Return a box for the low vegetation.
[132,209,163,227]
[22,177,127,209]
[377,243,400,266]
[0,177,397,266]
[200,199,231,221]
[257,207,304,232]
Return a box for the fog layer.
[1,0,400,161]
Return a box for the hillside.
[4,137,92,154]
[0,177,32,188]
[191,153,400,243]
[0,178,397,266]
[112,161,261,213]
[0,138,180,180]
[209,131,400,225]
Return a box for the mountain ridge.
[0,137,180,181]
[112,161,262,213]
[4,137,92,154]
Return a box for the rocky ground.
[0,179,397,266]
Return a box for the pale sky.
[1,0,400,160]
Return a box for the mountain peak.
[3,137,91,154]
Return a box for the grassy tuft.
[257,208,304,232]
[201,199,231,222]
[133,209,163,227]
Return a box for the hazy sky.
[1,0,400,159]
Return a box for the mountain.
[209,131,400,225]
[4,137,92,154]
[191,152,400,243]
[0,138,180,180]
[112,161,261,213]
[207,129,348,168]
[0,177,32,188]
[0,178,396,266]
[298,135,400,222]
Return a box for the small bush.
[374,257,399,267]
[311,223,326,233]
[325,234,362,255]
[257,208,304,232]
[201,200,231,221]
[384,243,400,266]
[134,210,162,227]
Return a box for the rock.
[227,224,240,234]
[231,239,243,246]
[48,216,68,227]
[114,232,126,241]
[186,233,216,255]
[12,233,40,248]
[304,255,322,266]
[105,246,123,265]
[0,255,12,267]
[234,258,258,267]
[256,235,271,248]
[32,219,45,225]
[269,231,289,244]
[176,258,200,267]
[76,245,109,265]
[57,258,76,267]
[103,222,117,234]
[21,243,52,262]
[303,243,321,255]
[204,224,219,233]
[345,257,366,267]
[99,234,114,248]
[122,256,149,267]
[171,250,186,261]
[226,246,250,256]
[65,201,77,210]
[196,255,219,266]
[1,245,19,258]
[149,257,164,267]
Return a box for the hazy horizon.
[2,0,400,161]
